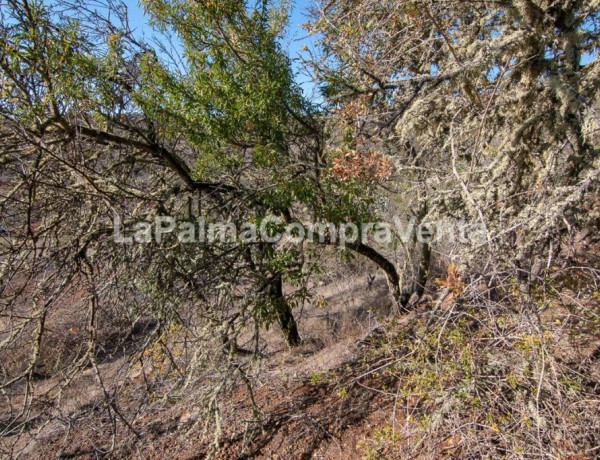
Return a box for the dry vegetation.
[1,242,599,459]
[1,0,600,458]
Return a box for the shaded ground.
[3,265,404,459]
[4,252,600,460]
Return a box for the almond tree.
[0,0,314,451]
[0,0,410,452]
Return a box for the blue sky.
[122,0,319,97]
[121,1,596,99]
[281,1,319,97]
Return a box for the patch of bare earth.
[4,268,404,459]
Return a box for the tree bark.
[415,241,431,300]
[268,274,301,347]
[347,237,431,312]
[346,241,409,310]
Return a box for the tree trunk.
[415,241,431,299]
[345,239,431,312]
[268,274,301,347]
[314,225,430,313]
[411,202,432,303]
[346,242,410,311]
